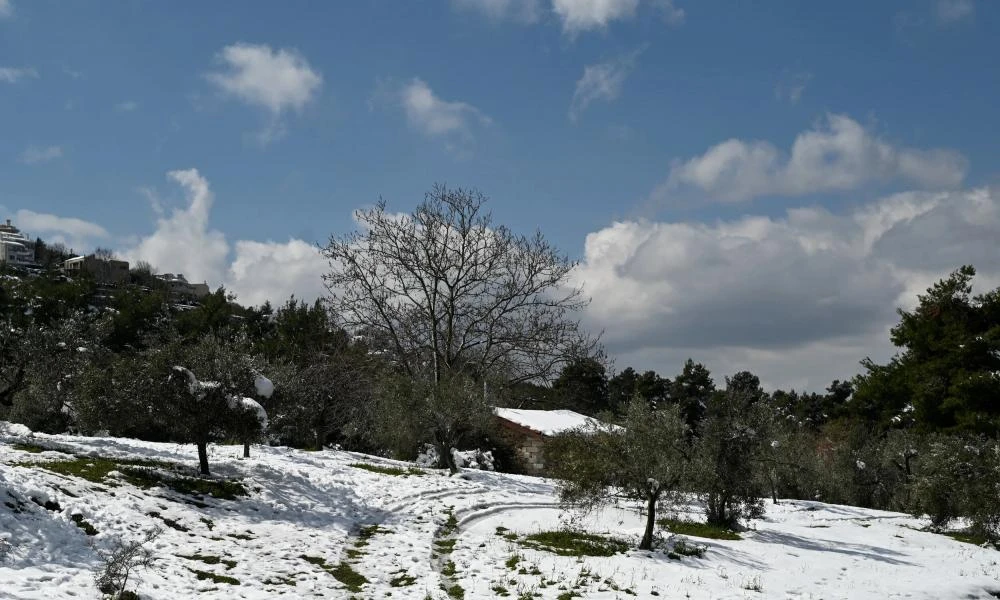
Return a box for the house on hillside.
[157,273,210,300]
[62,254,129,285]
[494,408,616,476]
[0,219,37,268]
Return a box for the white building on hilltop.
[0,219,36,267]
[157,273,211,300]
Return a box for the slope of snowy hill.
[1,422,998,600]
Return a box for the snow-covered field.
[1,423,998,599]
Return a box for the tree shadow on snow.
[228,462,387,531]
[750,530,915,565]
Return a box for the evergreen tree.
[670,359,715,435]
[551,356,610,415]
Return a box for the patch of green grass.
[178,553,237,569]
[441,583,465,599]
[349,463,424,477]
[263,575,297,586]
[12,443,46,453]
[188,568,240,585]
[356,524,392,546]
[147,511,188,532]
[556,592,581,600]
[492,584,511,596]
[434,538,457,554]
[301,555,369,592]
[125,467,247,500]
[345,548,365,560]
[520,531,629,557]
[442,560,457,577]
[390,573,417,587]
[658,518,741,540]
[943,530,997,547]
[505,553,520,570]
[32,456,170,484]
[70,514,98,536]
[227,532,254,540]
[441,508,458,536]
[31,456,247,500]
[200,517,215,531]
[331,562,369,592]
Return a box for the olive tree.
[322,185,594,471]
[155,335,266,475]
[547,399,692,550]
[695,371,771,528]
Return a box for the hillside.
[1,423,998,600]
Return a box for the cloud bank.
[575,187,1000,391]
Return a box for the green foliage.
[374,371,493,472]
[300,555,368,593]
[696,371,769,528]
[608,367,669,413]
[911,434,1000,541]
[551,356,610,414]
[670,359,715,435]
[177,553,238,569]
[856,266,1000,434]
[349,462,424,476]
[658,518,741,540]
[188,568,240,585]
[390,573,417,587]
[548,398,692,549]
[520,530,629,557]
[272,349,373,450]
[32,455,247,499]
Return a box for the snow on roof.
[493,407,617,436]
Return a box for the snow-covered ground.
[1,423,998,599]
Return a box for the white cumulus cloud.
[227,239,328,308]
[123,169,230,286]
[122,169,326,307]
[569,50,641,122]
[207,43,322,114]
[574,187,1000,391]
[553,0,639,33]
[13,209,108,253]
[656,114,968,204]
[0,0,12,19]
[400,78,492,151]
[206,43,322,145]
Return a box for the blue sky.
[3,0,999,390]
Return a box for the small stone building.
[493,408,613,476]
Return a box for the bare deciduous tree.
[323,185,591,387]
[322,185,594,471]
